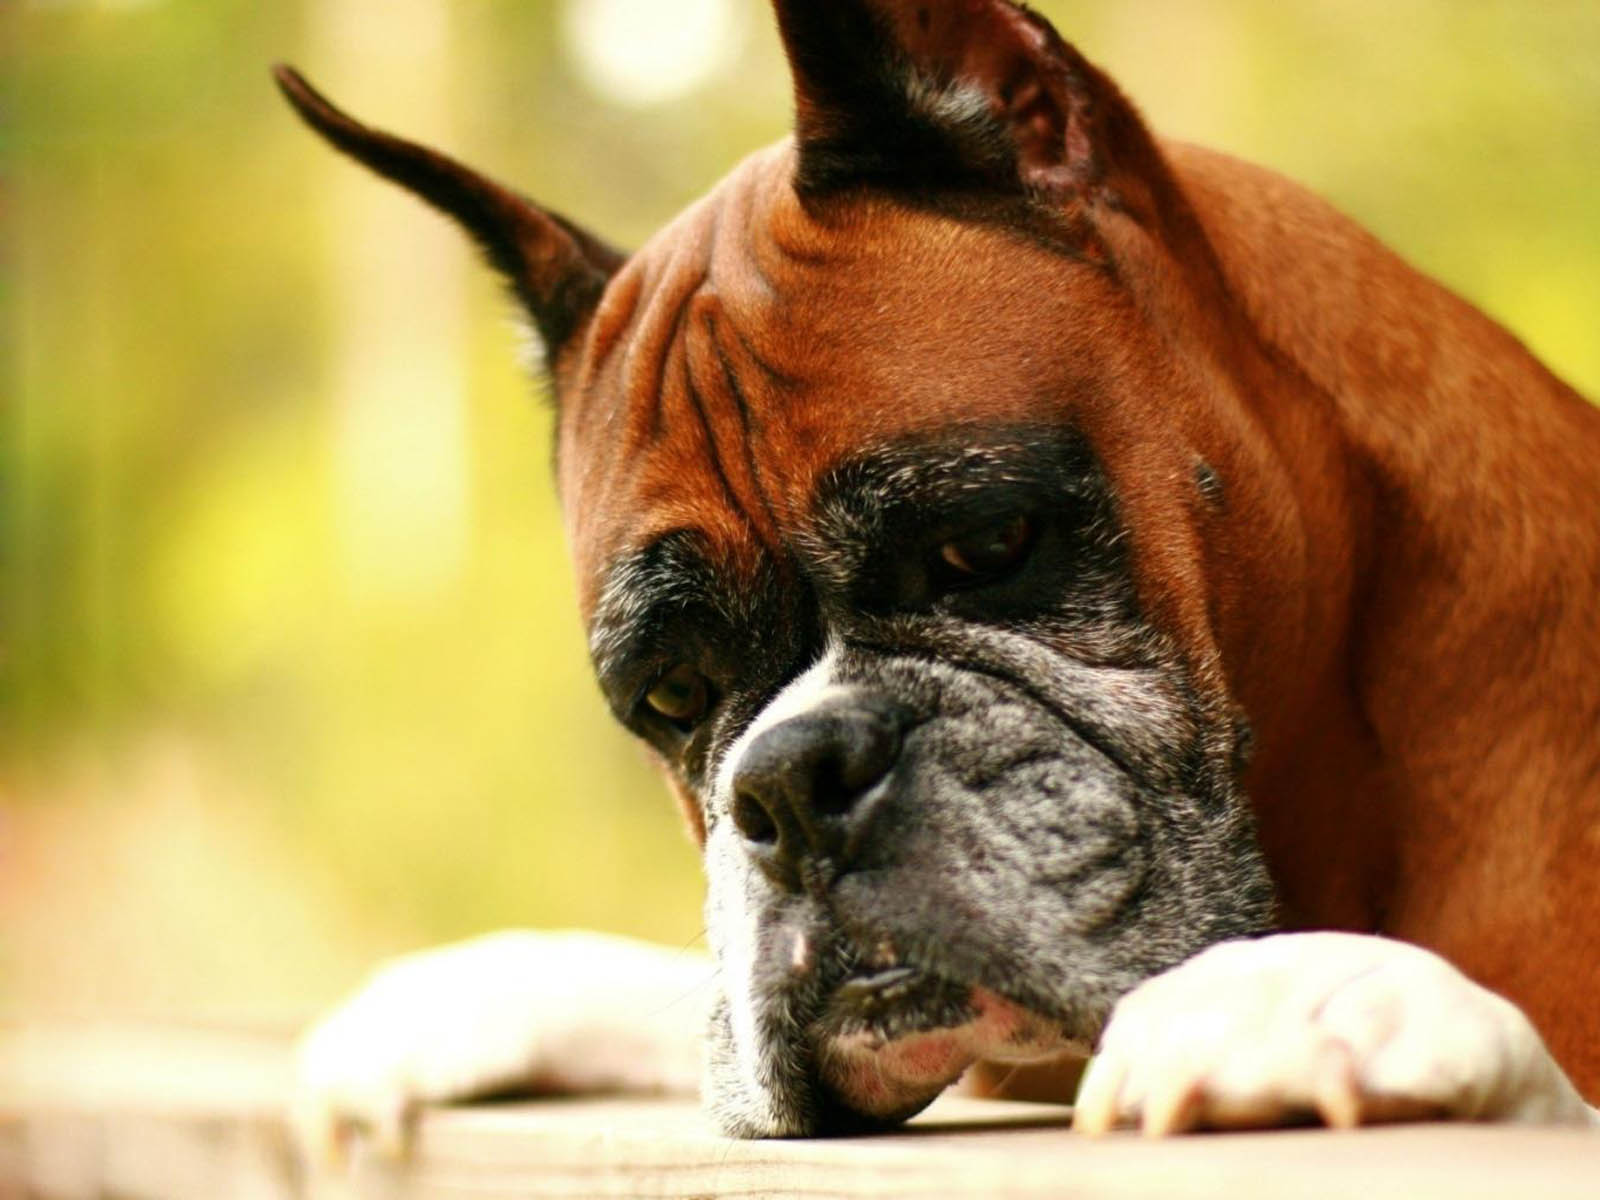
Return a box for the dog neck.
[1171,142,1600,1035]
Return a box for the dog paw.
[291,930,711,1168]
[1072,931,1598,1136]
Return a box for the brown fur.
[552,134,1600,1101]
[277,2,1600,1107]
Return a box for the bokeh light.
[562,0,744,108]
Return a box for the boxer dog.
[277,0,1600,1153]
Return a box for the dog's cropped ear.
[771,0,1155,206]
[273,65,621,362]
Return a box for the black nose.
[730,692,906,889]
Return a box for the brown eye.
[937,515,1036,582]
[644,664,710,728]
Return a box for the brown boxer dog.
[278,0,1600,1150]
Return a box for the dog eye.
[643,663,712,729]
[935,515,1036,584]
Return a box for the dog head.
[278,0,1294,1135]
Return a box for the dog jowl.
[279,0,1600,1141]
[602,425,1273,1134]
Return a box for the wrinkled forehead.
[556,143,1122,619]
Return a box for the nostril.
[827,709,902,802]
[732,791,779,844]
[811,756,855,817]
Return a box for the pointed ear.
[771,0,1153,204]
[273,65,621,361]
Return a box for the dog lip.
[834,965,919,1003]
[814,983,1077,1125]
[818,961,978,1044]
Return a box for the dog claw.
[1311,1039,1362,1130]
[370,1095,415,1162]
[1070,1053,1125,1136]
[289,1087,360,1175]
[1140,1073,1204,1137]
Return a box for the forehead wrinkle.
[630,196,776,557]
[717,303,806,395]
[705,189,809,397]
[705,147,857,385]
[584,207,772,558]
[678,304,770,550]
[620,249,705,449]
[582,259,643,385]
[699,307,793,547]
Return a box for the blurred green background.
[4,0,1597,1028]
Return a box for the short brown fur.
[554,131,1600,1100]
[277,2,1600,1107]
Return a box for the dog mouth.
[822,965,978,1042]
[808,950,1078,1122]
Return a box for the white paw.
[1073,931,1597,1136]
[291,930,712,1167]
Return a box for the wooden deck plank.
[4,1026,1599,1199]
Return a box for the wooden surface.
[4,1025,1600,1199]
